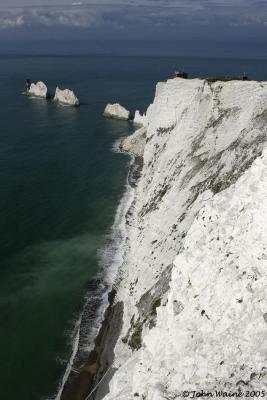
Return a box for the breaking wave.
[52,157,135,400]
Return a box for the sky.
[0,0,266,57]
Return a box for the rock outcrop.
[133,110,147,127]
[96,78,267,399]
[119,127,146,157]
[54,87,79,106]
[103,103,130,120]
[28,81,48,98]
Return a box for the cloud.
[0,0,262,7]
[0,10,24,29]
[0,14,24,28]
[28,7,103,27]
[0,5,105,28]
[0,0,266,31]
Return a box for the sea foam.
[52,158,135,400]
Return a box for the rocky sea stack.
[103,103,130,121]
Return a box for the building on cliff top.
[174,71,188,79]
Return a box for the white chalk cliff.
[54,87,79,106]
[28,81,48,98]
[99,78,267,399]
[133,110,147,127]
[104,103,130,120]
[119,127,146,158]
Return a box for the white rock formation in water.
[54,87,79,106]
[103,103,130,120]
[28,81,48,98]
[133,110,147,127]
[96,78,267,400]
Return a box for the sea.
[0,53,267,400]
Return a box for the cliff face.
[102,78,267,399]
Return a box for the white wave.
[53,315,81,400]
[100,158,135,284]
[52,157,135,400]
[111,138,123,154]
[79,159,136,354]
[28,95,46,100]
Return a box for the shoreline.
[60,153,143,400]
[60,289,118,400]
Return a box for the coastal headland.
[62,77,267,400]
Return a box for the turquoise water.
[0,54,267,400]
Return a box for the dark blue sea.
[0,54,267,400]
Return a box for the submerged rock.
[54,87,79,107]
[103,103,130,120]
[28,81,48,98]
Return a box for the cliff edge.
[97,78,267,399]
